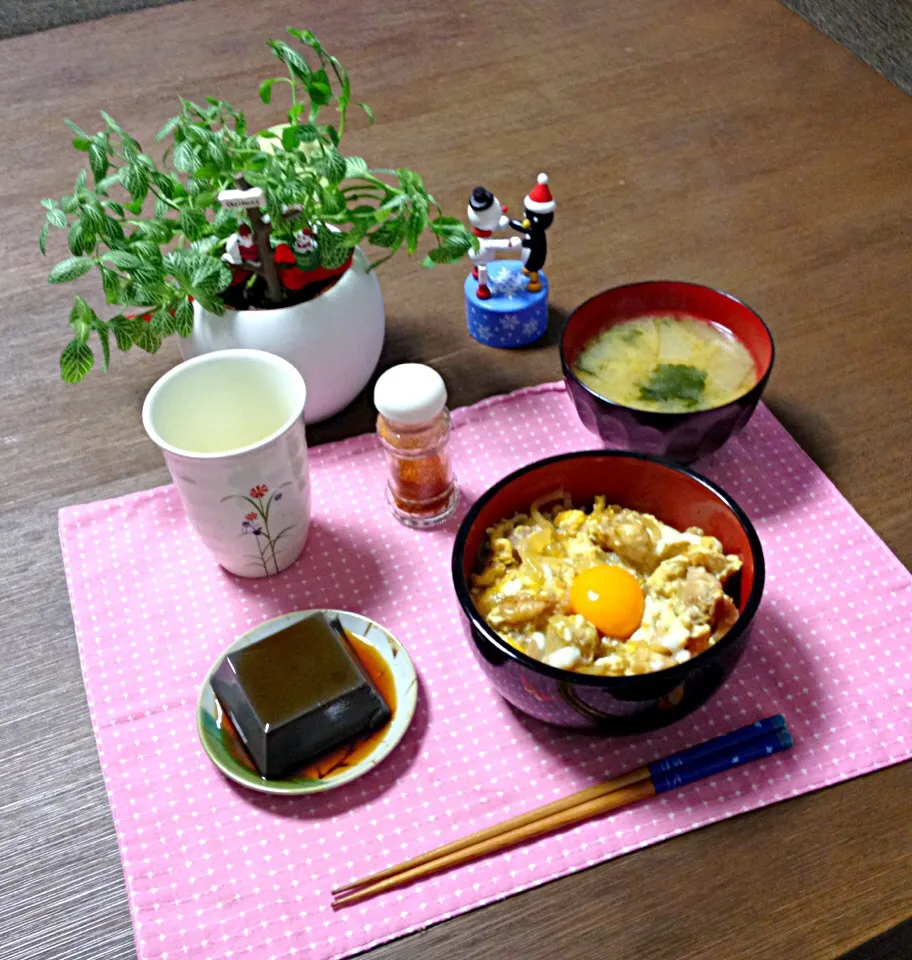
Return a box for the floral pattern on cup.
[222,481,296,576]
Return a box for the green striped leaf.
[60,339,95,383]
[48,257,94,284]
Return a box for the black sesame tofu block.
[210,612,391,779]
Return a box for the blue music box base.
[464,260,549,348]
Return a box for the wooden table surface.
[1,0,910,957]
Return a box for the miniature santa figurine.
[224,222,261,267]
[290,228,319,271]
[236,223,260,263]
[274,241,309,291]
[466,187,521,300]
[274,227,353,292]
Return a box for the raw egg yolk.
[569,565,645,639]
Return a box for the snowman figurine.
[466,187,521,300]
[463,174,555,349]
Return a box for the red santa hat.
[238,223,253,239]
[524,173,555,214]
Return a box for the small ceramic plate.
[197,609,418,795]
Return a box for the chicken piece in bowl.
[471,493,742,677]
[452,452,765,732]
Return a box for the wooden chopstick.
[332,715,790,907]
[333,779,657,907]
[333,714,784,897]
[331,766,651,897]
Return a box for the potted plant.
[39,27,475,422]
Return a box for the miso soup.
[574,314,758,413]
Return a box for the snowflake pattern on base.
[466,301,548,347]
[464,261,549,349]
[489,266,527,299]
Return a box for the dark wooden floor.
[0,1,909,959]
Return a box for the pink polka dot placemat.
[58,382,911,960]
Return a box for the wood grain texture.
[0,1,909,959]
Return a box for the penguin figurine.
[510,173,556,293]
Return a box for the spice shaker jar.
[374,363,459,528]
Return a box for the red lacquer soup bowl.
[451,452,765,732]
[560,281,775,463]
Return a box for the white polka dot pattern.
[58,382,912,960]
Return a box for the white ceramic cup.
[142,349,311,578]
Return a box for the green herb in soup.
[639,363,707,407]
[573,315,758,413]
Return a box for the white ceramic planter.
[180,248,385,423]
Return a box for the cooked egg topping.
[470,492,742,676]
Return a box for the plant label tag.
[218,187,266,209]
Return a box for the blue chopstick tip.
[652,725,794,794]
[649,714,790,777]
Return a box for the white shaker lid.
[374,363,447,425]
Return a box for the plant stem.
[236,175,284,305]
[260,496,280,571]
[360,169,398,180]
[368,250,398,270]
[149,188,182,212]
[340,186,385,199]
[256,536,271,576]
[283,73,298,108]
